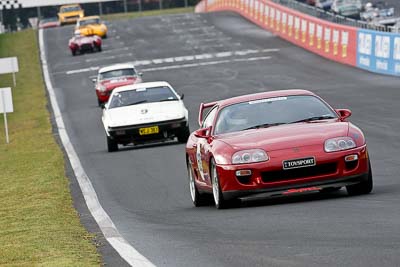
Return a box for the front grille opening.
[236,175,252,185]
[345,160,358,170]
[261,163,337,183]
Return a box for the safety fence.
[195,0,400,76]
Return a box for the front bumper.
[107,118,187,144]
[215,145,369,199]
[61,16,80,24]
[96,90,112,103]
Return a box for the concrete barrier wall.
[195,0,400,77]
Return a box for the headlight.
[324,137,356,152]
[98,84,106,92]
[232,149,268,164]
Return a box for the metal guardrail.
[271,0,400,32]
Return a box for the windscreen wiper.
[243,122,287,131]
[289,115,336,124]
[159,98,178,102]
[125,100,148,106]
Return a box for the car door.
[195,107,218,186]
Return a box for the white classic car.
[102,81,189,152]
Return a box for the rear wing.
[198,102,217,127]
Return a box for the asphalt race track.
[43,12,400,267]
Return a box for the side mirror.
[138,72,143,77]
[180,93,184,100]
[91,78,97,83]
[336,109,352,120]
[194,127,211,138]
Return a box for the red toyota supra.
[186,89,373,209]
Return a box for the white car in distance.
[102,81,189,152]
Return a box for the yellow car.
[58,4,84,25]
[75,16,108,38]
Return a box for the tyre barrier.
[195,0,400,77]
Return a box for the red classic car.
[68,34,101,56]
[92,63,142,106]
[186,89,373,209]
[38,17,60,29]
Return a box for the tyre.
[71,50,76,56]
[346,160,373,196]
[97,98,102,107]
[97,45,102,52]
[103,34,107,39]
[106,135,118,152]
[187,160,209,207]
[211,158,239,209]
[177,126,190,143]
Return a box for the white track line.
[62,48,279,75]
[141,56,271,72]
[39,29,155,267]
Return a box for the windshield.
[108,86,178,109]
[99,68,136,80]
[61,6,81,12]
[214,95,337,134]
[80,18,100,26]
[40,18,58,23]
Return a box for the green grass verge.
[102,6,194,21]
[0,31,100,266]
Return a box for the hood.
[72,36,95,45]
[216,121,349,151]
[101,77,140,90]
[59,10,83,18]
[106,101,186,127]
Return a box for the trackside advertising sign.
[200,0,357,67]
[357,29,400,76]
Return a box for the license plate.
[139,126,159,135]
[283,157,316,170]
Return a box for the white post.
[1,90,9,144]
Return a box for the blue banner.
[357,29,400,76]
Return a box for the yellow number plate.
[139,126,159,135]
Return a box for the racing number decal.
[196,143,206,181]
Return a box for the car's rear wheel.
[71,50,76,56]
[177,126,190,143]
[106,135,118,152]
[187,160,209,207]
[346,160,373,196]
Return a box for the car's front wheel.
[187,160,209,207]
[210,158,239,209]
[346,160,373,196]
[106,135,118,152]
[177,126,190,143]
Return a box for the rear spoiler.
[198,101,217,127]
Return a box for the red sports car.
[38,17,60,29]
[92,63,142,106]
[68,34,101,56]
[186,89,373,209]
